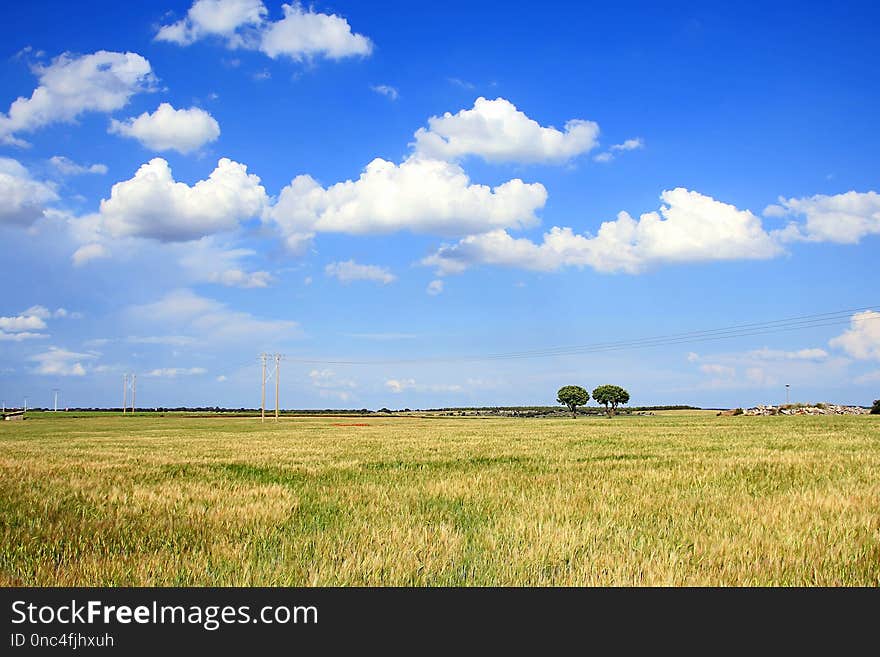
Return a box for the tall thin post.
[260,354,267,423]
[274,354,280,422]
[122,374,128,415]
[132,375,137,414]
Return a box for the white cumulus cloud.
[156,0,372,62]
[325,260,396,285]
[109,103,220,154]
[426,279,444,296]
[412,97,600,164]
[0,305,75,342]
[97,157,268,242]
[0,312,46,332]
[829,311,880,360]
[260,2,372,60]
[765,190,880,244]
[156,0,267,46]
[423,188,783,275]
[0,50,155,145]
[266,156,546,252]
[0,157,58,225]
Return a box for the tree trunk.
[570,405,577,419]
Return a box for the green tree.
[871,399,880,415]
[592,384,630,417]
[557,385,589,418]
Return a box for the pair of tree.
[557,385,630,418]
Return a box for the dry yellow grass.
[1,412,878,585]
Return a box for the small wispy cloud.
[145,367,207,378]
[448,77,475,89]
[325,260,396,285]
[371,84,399,100]
[593,137,645,163]
[343,333,417,340]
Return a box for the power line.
[279,305,879,366]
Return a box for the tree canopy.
[592,384,630,416]
[557,385,589,418]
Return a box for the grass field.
[1,412,878,586]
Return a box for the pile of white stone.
[743,404,869,416]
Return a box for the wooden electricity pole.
[260,354,267,423]
[274,353,280,422]
[122,374,128,415]
[132,374,137,414]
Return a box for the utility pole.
[785,384,790,405]
[260,353,267,423]
[274,353,280,422]
[122,374,128,415]
[132,375,137,414]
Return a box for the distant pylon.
[260,353,267,423]
[274,353,280,422]
[122,374,128,415]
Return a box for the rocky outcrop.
[742,404,869,416]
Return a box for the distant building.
[2,410,25,421]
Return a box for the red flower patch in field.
[331,423,371,427]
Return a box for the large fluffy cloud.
[266,156,547,252]
[0,315,45,332]
[829,311,880,360]
[423,188,783,275]
[0,158,58,225]
[97,157,268,241]
[156,0,372,61]
[765,191,880,244]
[0,51,155,145]
[260,2,372,60]
[156,0,267,46]
[109,103,220,154]
[412,97,600,164]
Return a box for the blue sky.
[1,0,878,410]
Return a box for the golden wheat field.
[1,411,878,586]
